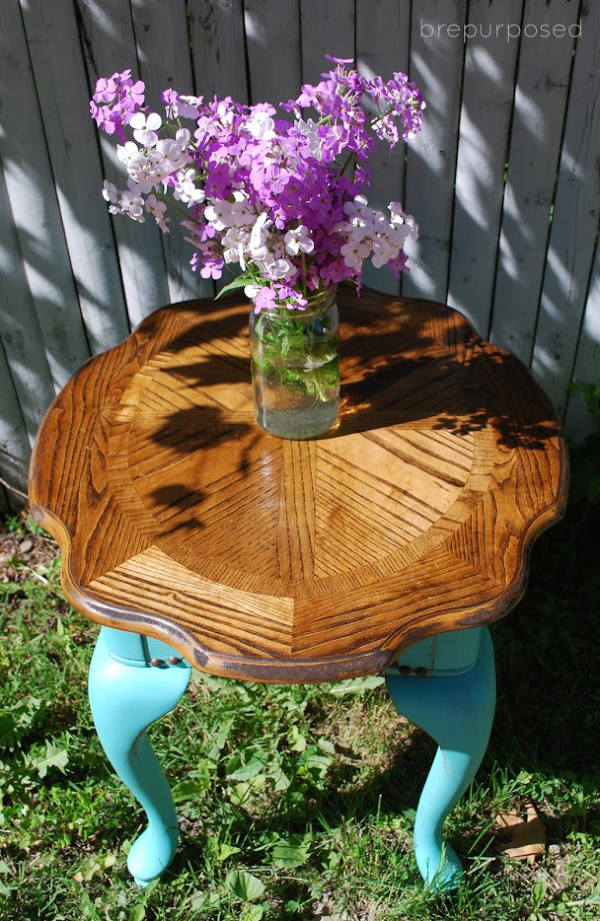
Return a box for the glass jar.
[249,287,339,439]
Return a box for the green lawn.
[1,436,600,920]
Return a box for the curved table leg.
[89,627,191,887]
[385,627,495,890]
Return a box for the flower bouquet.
[91,56,424,437]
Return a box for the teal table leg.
[385,627,496,889]
[89,626,191,887]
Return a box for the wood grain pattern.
[29,289,568,682]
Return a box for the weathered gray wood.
[356,0,410,295]
[0,338,30,502]
[300,0,354,85]
[76,0,170,326]
[531,2,600,416]
[1,0,600,498]
[20,0,130,354]
[446,0,522,337]
[0,3,92,388]
[188,0,249,103]
[130,0,214,303]
[489,0,578,364]
[0,157,56,445]
[564,240,600,443]
[401,0,467,301]
[243,0,302,106]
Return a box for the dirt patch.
[0,510,60,584]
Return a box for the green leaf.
[288,725,307,752]
[273,768,290,792]
[240,905,265,921]
[0,697,42,750]
[171,779,206,803]
[317,737,336,755]
[128,905,146,921]
[80,890,101,920]
[532,878,547,907]
[224,869,265,902]
[329,675,385,695]
[227,753,270,781]
[229,775,267,805]
[28,742,69,778]
[74,853,116,882]
[207,716,235,760]
[271,836,311,869]
[215,275,253,299]
[217,843,241,862]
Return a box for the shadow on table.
[139,295,563,533]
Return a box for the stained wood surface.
[29,289,568,683]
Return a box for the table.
[28,288,567,889]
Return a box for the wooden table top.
[29,289,568,683]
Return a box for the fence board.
[0,3,92,387]
[564,239,600,441]
[300,0,355,85]
[244,0,302,106]
[77,0,171,326]
[188,0,249,103]
[446,0,522,337]
[0,338,30,504]
[531,1,600,416]
[402,0,467,301]
[20,0,130,354]
[0,158,55,445]
[356,0,410,295]
[489,0,578,364]
[130,0,214,303]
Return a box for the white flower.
[343,194,371,221]
[257,252,294,280]
[204,201,230,231]
[249,211,272,257]
[145,193,170,233]
[127,171,154,195]
[117,141,145,171]
[119,190,145,222]
[221,227,250,266]
[371,238,392,268]
[244,283,262,299]
[129,111,162,147]
[101,180,118,204]
[179,95,203,119]
[246,111,276,139]
[205,199,254,232]
[154,138,190,176]
[173,169,205,205]
[389,202,419,239]
[295,118,321,157]
[340,239,370,269]
[284,225,314,256]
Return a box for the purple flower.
[90,69,145,140]
[90,55,423,296]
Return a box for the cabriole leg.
[89,626,191,887]
[386,627,496,889]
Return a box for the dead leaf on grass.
[495,802,546,865]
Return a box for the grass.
[1,432,600,920]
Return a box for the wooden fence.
[1,0,599,510]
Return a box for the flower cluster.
[90,56,424,311]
